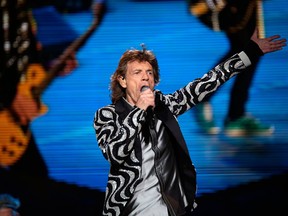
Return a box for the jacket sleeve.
[158,40,263,117]
[93,105,146,166]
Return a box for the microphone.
[140,85,149,92]
[141,86,153,112]
[141,86,155,129]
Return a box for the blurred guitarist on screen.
[0,0,80,179]
[187,0,274,137]
[0,0,105,178]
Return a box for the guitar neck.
[36,20,99,97]
[256,0,265,38]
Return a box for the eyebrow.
[132,68,152,72]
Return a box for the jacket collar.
[115,97,133,123]
[115,95,190,156]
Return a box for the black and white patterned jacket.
[93,41,263,216]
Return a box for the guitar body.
[18,63,49,116]
[18,64,48,116]
[0,64,48,167]
[0,110,31,167]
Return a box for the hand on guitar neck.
[49,52,78,76]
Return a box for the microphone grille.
[141,86,149,92]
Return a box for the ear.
[117,75,127,88]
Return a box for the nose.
[142,71,149,80]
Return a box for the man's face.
[119,60,155,105]
[0,208,20,216]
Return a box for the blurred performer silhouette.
[188,0,274,137]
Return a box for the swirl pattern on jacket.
[93,52,249,216]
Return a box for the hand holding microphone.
[139,86,155,128]
[137,86,155,112]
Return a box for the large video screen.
[4,0,288,196]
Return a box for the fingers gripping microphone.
[141,86,155,129]
[141,86,152,112]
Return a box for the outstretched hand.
[251,28,286,54]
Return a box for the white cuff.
[238,51,251,67]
